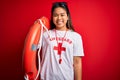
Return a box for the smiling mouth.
[57,20,63,25]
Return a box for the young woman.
[39,2,84,80]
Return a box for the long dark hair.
[50,2,75,31]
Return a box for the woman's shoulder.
[69,30,82,38]
[43,29,52,34]
[43,29,54,37]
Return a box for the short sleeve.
[37,31,47,49]
[73,32,84,56]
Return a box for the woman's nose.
[58,15,62,19]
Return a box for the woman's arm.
[73,56,82,80]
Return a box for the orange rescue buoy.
[23,16,50,80]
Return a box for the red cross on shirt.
[54,43,66,55]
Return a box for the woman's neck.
[55,27,68,31]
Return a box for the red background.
[0,0,120,80]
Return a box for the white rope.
[39,19,51,38]
[35,19,50,80]
[24,74,29,80]
[34,19,43,80]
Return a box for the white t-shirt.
[39,29,84,80]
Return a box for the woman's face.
[53,7,68,30]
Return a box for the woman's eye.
[53,14,58,17]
